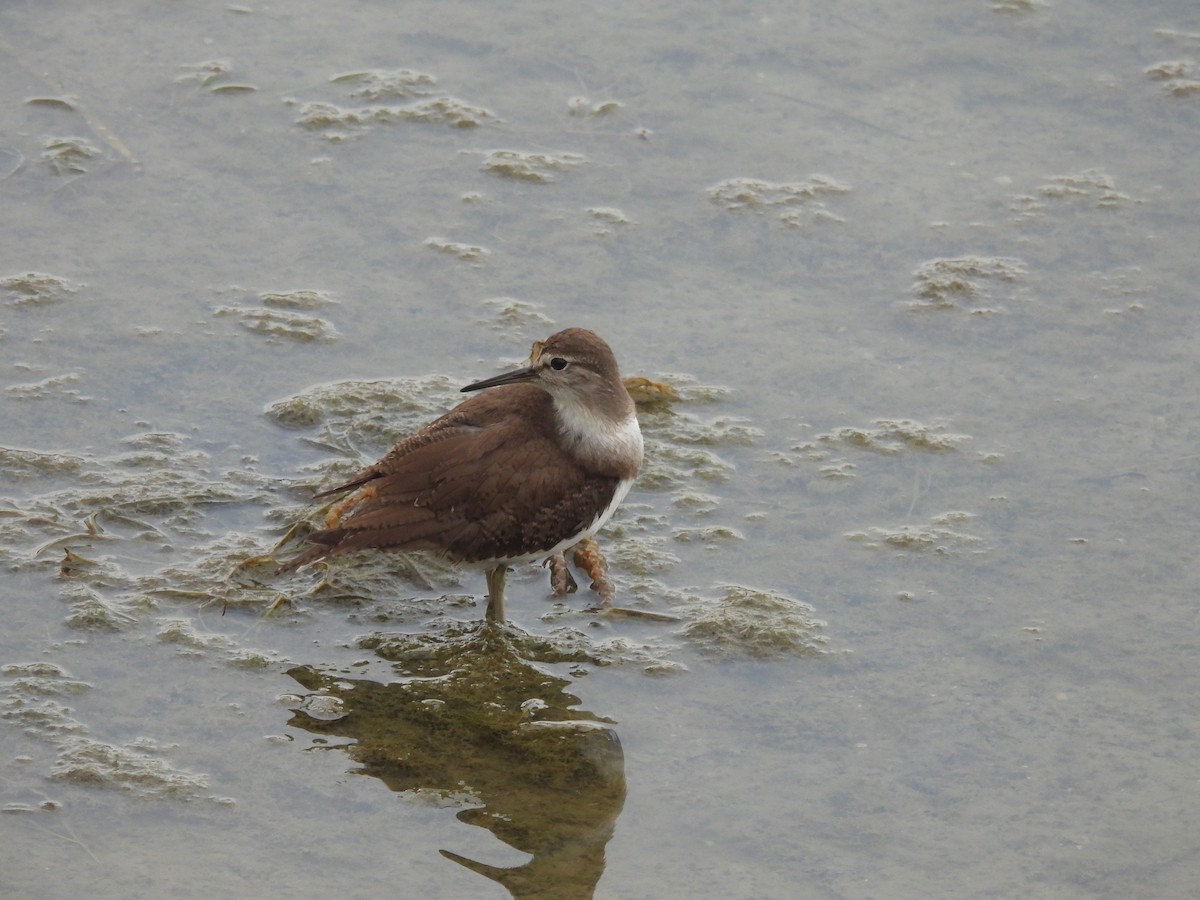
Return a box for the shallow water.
[2,2,1199,897]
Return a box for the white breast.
[554,395,644,475]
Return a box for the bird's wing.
[279,385,622,572]
[300,426,619,564]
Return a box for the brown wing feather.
[313,398,492,499]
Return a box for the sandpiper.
[276,327,643,621]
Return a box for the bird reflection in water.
[285,623,626,899]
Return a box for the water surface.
[2,2,1199,898]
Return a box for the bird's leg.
[545,551,578,596]
[572,537,615,606]
[485,566,507,622]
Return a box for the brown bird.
[276,327,643,621]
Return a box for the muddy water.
[2,2,1199,898]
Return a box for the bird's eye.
[549,357,568,371]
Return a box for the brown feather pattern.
[276,382,623,573]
